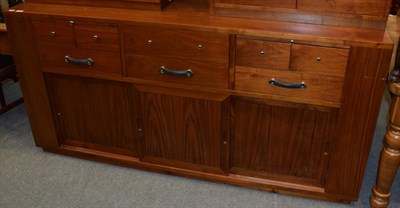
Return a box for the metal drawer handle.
[160,66,193,77]
[64,56,94,66]
[268,78,307,89]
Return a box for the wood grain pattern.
[4,12,59,148]
[325,46,393,199]
[297,0,389,16]
[74,21,120,52]
[45,74,139,157]
[39,46,122,75]
[214,0,296,9]
[26,0,172,10]
[122,26,230,64]
[290,44,349,76]
[32,18,75,47]
[235,66,344,107]
[231,97,337,187]
[9,3,393,48]
[140,88,229,174]
[125,54,228,89]
[236,38,291,70]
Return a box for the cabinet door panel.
[45,74,139,157]
[231,97,337,187]
[140,88,229,174]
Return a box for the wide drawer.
[235,66,344,106]
[74,22,120,52]
[236,38,291,70]
[126,54,229,89]
[32,18,75,47]
[123,27,229,64]
[38,46,122,75]
[290,44,349,76]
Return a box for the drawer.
[290,44,349,76]
[126,54,228,89]
[235,66,344,106]
[32,19,75,47]
[74,22,120,52]
[215,0,297,9]
[38,46,122,75]
[123,27,229,64]
[236,38,291,70]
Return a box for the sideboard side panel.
[5,13,58,148]
[325,46,392,199]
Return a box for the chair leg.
[0,84,6,107]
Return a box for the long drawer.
[126,54,229,89]
[123,26,229,64]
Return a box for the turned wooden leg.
[370,76,400,208]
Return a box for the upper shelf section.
[210,0,392,30]
[25,0,175,10]
[25,0,392,30]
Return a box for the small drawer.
[32,19,75,47]
[123,27,229,64]
[236,38,291,70]
[235,66,344,106]
[290,44,349,76]
[126,54,229,89]
[74,22,120,52]
[38,46,122,75]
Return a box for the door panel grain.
[140,88,229,174]
[45,74,139,157]
[231,97,338,187]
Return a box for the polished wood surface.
[4,0,395,204]
[290,44,349,76]
[236,38,291,70]
[231,97,337,187]
[125,54,229,89]
[122,26,229,64]
[235,66,344,106]
[45,74,139,157]
[139,87,229,174]
[297,0,389,16]
[211,0,391,29]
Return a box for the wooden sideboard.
[4,0,393,203]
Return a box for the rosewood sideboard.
[4,0,394,203]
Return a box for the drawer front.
[126,54,228,89]
[39,46,122,75]
[123,27,229,63]
[290,44,349,76]
[32,19,75,46]
[297,0,388,16]
[74,22,120,52]
[215,0,297,9]
[236,38,291,70]
[235,66,344,105]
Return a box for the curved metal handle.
[64,56,94,66]
[160,66,193,77]
[268,78,307,89]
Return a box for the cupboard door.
[138,87,230,174]
[231,97,338,187]
[45,74,139,157]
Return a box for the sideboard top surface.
[8,2,393,49]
